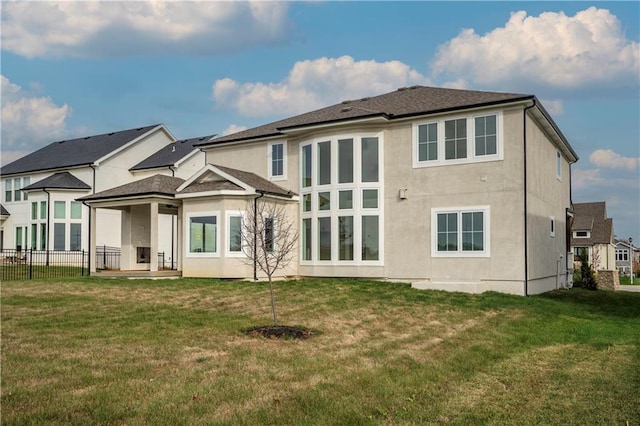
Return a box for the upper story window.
[70,201,82,219]
[550,216,556,237]
[616,249,629,261]
[556,150,562,180]
[5,180,12,202]
[5,177,30,202]
[414,111,502,168]
[574,231,590,238]
[268,141,287,181]
[13,178,22,202]
[54,201,66,219]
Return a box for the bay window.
[188,214,218,255]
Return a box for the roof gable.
[23,172,91,191]
[77,174,185,202]
[1,124,165,176]
[130,134,215,171]
[571,202,614,245]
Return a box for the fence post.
[82,250,85,276]
[29,248,33,280]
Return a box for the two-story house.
[615,238,638,277]
[80,86,578,295]
[570,202,617,270]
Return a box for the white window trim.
[268,140,287,181]
[550,216,556,237]
[413,111,503,168]
[185,211,220,258]
[299,133,384,266]
[225,211,245,258]
[431,206,490,258]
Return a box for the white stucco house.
[0,125,211,265]
[80,86,578,295]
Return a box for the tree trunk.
[268,276,278,326]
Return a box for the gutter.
[523,100,537,296]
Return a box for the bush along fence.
[2,247,175,281]
[1,249,88,281]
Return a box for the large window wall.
[300,133,383,265]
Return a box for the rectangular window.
[23,177,29,200]
[228,215,242,253]
[40,224,47,250]
[318,141,331,185]
[70,201,82,219]
[445,118,467,160]
[575,231,589,238]
[338,190,353,210]
[362,189,378,209]
[616,249,629,261]
[54,223,65,250]
[339,216,354,261]
[550,217,555,237]
[40,201,47,219]
[556,150,562,179]
[15,226,22,250]
[31,224,37,249]
[338,138,354,184]
[433,207,489,256]
[318,192,331,210]
[270,142,285,178]
[361,137,379,182]
[54,201,65,219]
[13,178,21,202]
[475,115,497,156]
[302,145,312,188]
[418,122,438,161]
[31,202,38,220]
[5,180,12,202]
[70,223,82,251]
[303,194,312,212]
[189,216,217,253]
[362,216,379,261]
[302,218,312,261]
[318,217,332,261]
[264,217,274,253]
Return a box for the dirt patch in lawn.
[245,325,313,340]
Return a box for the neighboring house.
[615,239,638,276]
[81,85,578,295]
[0,124,177,253]
[570,202,617,273]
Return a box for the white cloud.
[1,75,71,153]
[590,149,640,171]
[431,7,639,91]
[1,1,291,58]
[221,124,248,136]
[540,99,564,116]
[213,55,430,116]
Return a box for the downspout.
[89,164,97,194]
[523,100,537,296]
[253,190,265,281]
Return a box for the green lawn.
[2,277,639,425]
[620,275,640,285]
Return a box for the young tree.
[241,195,298,326]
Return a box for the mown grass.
[620,275,640,285]
[2,277,639,425]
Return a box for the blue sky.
[1,1,638,242]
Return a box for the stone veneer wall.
[596,270,620,290]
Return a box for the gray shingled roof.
[1,204,9,216]
[213,164,295,197]
[179,180,244,194]
[571,202,614,245]
[130,134,215,171]
[198,86,534,146]
[23,172,91,191]
[1,124,163,176]
[77,175,185,202]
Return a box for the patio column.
[89,206,97,273]
[177,206,183,271]
[150,201,159,272]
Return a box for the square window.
[433,207,489,257]
[362,189,378,209]
[318,192,331,210]
[339,190,353,209]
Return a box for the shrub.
[574,250,598,290]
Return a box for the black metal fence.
[95,246,174,270]
[1,249,88,281]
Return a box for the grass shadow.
[536,288,640,319]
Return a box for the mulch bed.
[245,325,313,340]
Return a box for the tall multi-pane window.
[418,122,438,161]
[264,217,274,253]
[40,224,47,250]
[31,224,37,249]
[445,118,467,160]
[461,212,484,251]
[556,150,562,179]
[475,115,497,156]
[437,213,458,252]
[31,202,38,220]
[189,216,217,254]
[228,215,242,253]
[40,201,47,219]
[15,227,23,250]
[5,180,12,202]
[22,177,29,200]
[301,134,382,264]
[70,202,82,219]
[269,142,286,179]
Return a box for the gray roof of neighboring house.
[571,202,614,245]
[22,172,91,191]
[77,175,185,202]
[130,134,215,171]
[1,124,163,176]
[198,86,535,146]
[1,204,9,216]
